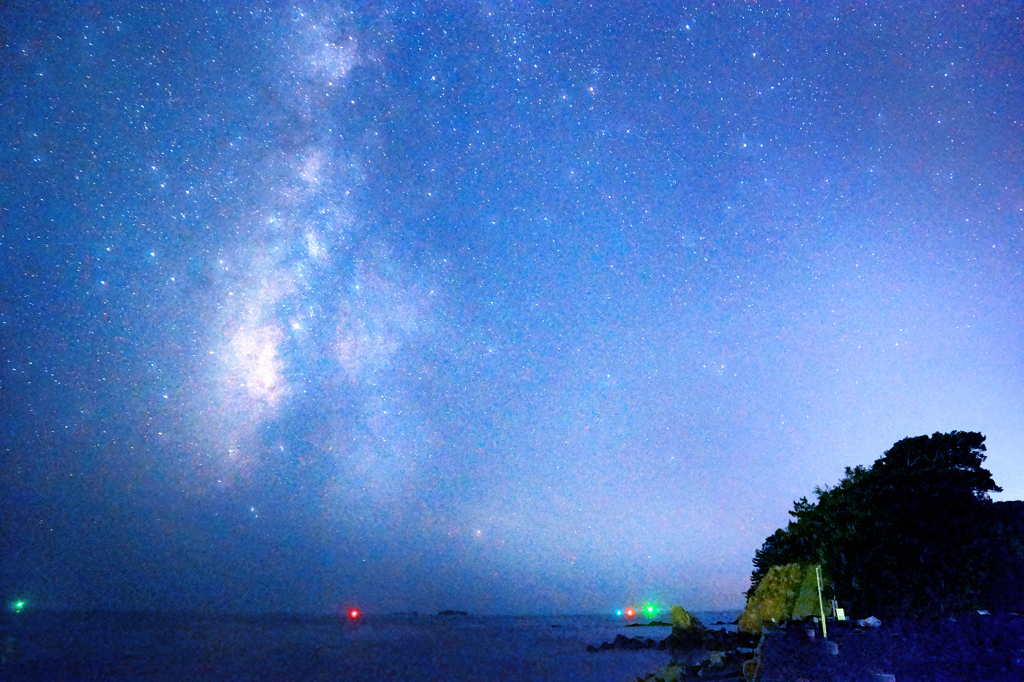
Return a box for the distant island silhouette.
[437,610,468,616]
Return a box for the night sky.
[3,2,1023,616]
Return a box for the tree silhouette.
[749,431,1007,617]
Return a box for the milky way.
[188,11,435,498]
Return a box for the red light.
[348,608,360,619]
[625,607,635,618]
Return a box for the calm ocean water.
[0,610,740,681]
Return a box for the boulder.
[671,605,702,632]
[738,563,824,633]
[659,633,682,650]
[636,662,686,682]
[593,632,665,652]
[660,630,704,650]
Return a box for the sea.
[0,609,740,681]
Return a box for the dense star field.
[2,2,1023,615]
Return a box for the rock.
[586,644,598,653]
[638,662,687,682]
[671,605,703,631]
[608,634,650,650]
[707,628,734,649]
[696,664,745,680]
[659,663,685,682]
[856,616,882,628]
[661,631,702,650]
[739,563,824,634]
[742,658,758,682]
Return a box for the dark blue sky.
[2,1,1023,615]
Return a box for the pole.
[815,565,828,640]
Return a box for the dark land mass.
[589,626,758,653]
[758,613,1024,682]
[593,614,1024,681]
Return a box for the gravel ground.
[756,613,1024,682]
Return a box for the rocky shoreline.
[756,612,1024,682]
[590,613,1024,681]
[587,627,757,654]
[588,625,759,680]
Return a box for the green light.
[11,600,25,613]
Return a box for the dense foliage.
[749,431,1009,617]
